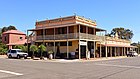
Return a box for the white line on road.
[0,70,23,76]
[96,64,140,69]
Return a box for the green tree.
[30,45,38,59]
[7,25,17,30]
[1,25,17,33]
[2,27,8,33]
[22,46,27,52]
[14,45,23,49]
[123,29,133,40]
[14,45,27,52]
[38,44,46,59]
[109,27,133,40]
[0,43,8,55]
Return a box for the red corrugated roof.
[2,30,25,35]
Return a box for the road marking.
[96,64,140,69]
[0,70,23,75]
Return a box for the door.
[81,46,86,58]
[11,50,17,57]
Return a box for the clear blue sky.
[0,0,140,42]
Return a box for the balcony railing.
[36,33,105,41]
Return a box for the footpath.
[51,56,127,63]
[0,55,136,63]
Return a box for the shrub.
[30,45,38,58]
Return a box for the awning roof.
[102,44,138,48]
[28,23,106,32]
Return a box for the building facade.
[28,15,138,59]
[2,30,26,49]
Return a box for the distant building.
[2,30,26,49]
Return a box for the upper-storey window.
[80,26,83,33]
[80,26,86,33]
[37,30,43,35]
[58,27,66,34]
[20,37,23,40]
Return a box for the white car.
[127,51,138,57]
[7,49,28,59]
[133,51,138,56]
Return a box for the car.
[127,51,138,57]
[7,49,28,59]
[133,51,138,56]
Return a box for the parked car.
[127,51,138,57]
[7,49,28,59]
[133,51,138,56]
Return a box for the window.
[4,36,6,41]
[58,27,66,34]
[80,27,83,33]
[11,50,16,53]
[59,42,72,46]
[20,37,23,40]
[48,42,54,46]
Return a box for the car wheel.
[8,54,12,58]
[24,57,27,59]
[17,55,20,59]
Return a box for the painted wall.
[2,33,26,44]
[47,41,78,53]
[2,33,9,44]
[9,34,26,43]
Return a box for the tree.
[7,25,17,30]
[0,43,8,55]
[109,27,133,40]
[14,45,27,52]
[1,25,17,33]
[14,45,23,49]
[123,29,133,40]
[38,44,46,59]
[2,27,8,33]
[30,45,38,59]
[22,46,27,52]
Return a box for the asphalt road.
[0,57,140,79]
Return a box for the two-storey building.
[28,15,138,59]
[2,30,26,49]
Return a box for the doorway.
[81,46,86,58]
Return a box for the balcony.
[36,33,105,41]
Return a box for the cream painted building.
[28,15,137,59]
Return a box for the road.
[0,57,140,79]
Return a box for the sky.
[0,0,140,42]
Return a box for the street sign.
[80,41,87,46]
